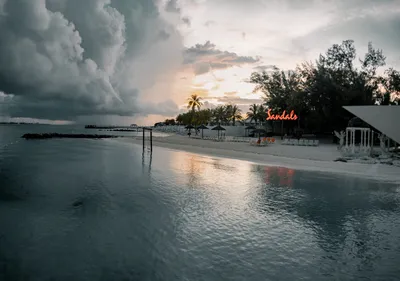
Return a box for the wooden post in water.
[150,129,153,152]
[142,127,145,151]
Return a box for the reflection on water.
[142,150,152,174]
[166,152,400,280]
[260,166,295,187]
[1,132,400,281]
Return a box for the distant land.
[0,122,41,125]
[85,124,138,129]
[21,133,121,139]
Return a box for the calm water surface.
[1,125,400,281]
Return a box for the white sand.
[116,134,400,184]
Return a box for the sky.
[0,0,399,125]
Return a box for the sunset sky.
[174,0,400,115]
[0,0,399,125]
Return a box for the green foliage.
[250,40,398,133]
[246,104,266,125]
[164,119,176,125]
[175,104,243,126]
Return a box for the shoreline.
[114,135,400,184]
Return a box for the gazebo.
[343,117,372,155]
[344,127,372,154]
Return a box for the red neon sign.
[266,109,298,121]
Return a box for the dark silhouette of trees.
[250,40,399,134]
[175,104,243,126]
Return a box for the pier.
[85,125,144,132]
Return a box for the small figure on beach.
[334,130,346,150]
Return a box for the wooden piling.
[142,128,145,151]
[150,129,153,152]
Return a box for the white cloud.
[180,0,400,69]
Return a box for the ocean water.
[1,125,400,281]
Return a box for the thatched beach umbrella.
[245,125,256,136]
[185,125,195,130]
[211,125,226,139]
[252,128,266,140]
[196,124,209,139]
[185,124,195,137]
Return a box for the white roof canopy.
[343,106,400,144]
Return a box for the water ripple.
[1,125,400,280]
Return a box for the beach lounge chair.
[299,139,304,146]
[293,139,299,146]
[282,139,289,145]
[314,140,319,146]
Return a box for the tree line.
[250,40,399,133]
[172,97,243,126]
[164,40,399,133]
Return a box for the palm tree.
[213,105,226,125]
[247,104,259,124]
[227,104,243,126]
[187,94,203,112]
[257,104,267,125]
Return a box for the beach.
[117,134,400,183]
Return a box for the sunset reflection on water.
[167,150,296,191]
[263,166,295,187]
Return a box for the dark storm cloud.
[0,0,183,120]
[165,0,191,26]
[165,0,180,13]
[184,41,259,75]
